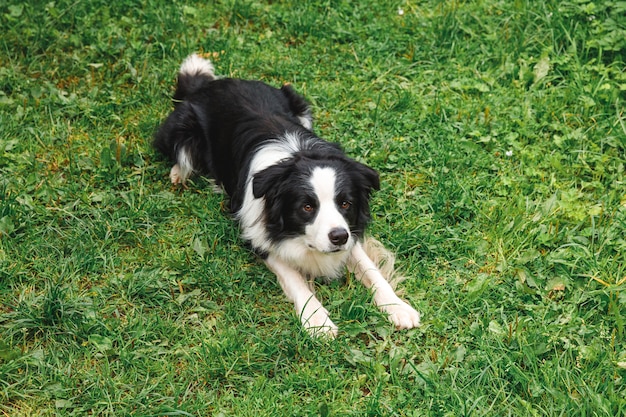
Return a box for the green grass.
[1,0,625,415]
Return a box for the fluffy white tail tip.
[179,54,215,77]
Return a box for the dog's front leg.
[265,255,338,338]
[348,242,421,329]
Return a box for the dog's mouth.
[306,244,347,254]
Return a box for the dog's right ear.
[252,160,294,199]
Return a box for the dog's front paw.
[301,307,338,338]
[381,299,421,330]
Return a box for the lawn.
[1,0,625,415]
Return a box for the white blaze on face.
[306,167,351,252]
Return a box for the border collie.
[154,54,420,337]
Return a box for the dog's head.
[253,152,379,254]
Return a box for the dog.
[154,54,420,337]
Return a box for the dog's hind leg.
[280,84,313,130]
[170,165,191,185]
[154,99,211,186]
[169,146,194,185]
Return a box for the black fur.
[153,60,380,254]
[252,153,379,242]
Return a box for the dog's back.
[153,54,313,192]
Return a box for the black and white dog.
[154,54,420,337]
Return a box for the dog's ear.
[347,160,380,237]
[252,161,295,235]
[252,160,294,199]
[351,160,380,194]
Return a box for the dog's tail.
[174,54,216,101]
[362,236,406,291]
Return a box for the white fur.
[305,167,352,253]
[266,238,420,337]
[233,132,420,336]
[237,135,354,279]
[170,147,194,184]
[169,164,183,184]
[348,242,420,329]
[298,114,313,130]
[265,254,338,337]
[179,54,215,78]
[361,236,405,289]
[237,132,309,254]
[272,237,351,279]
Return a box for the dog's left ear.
[347,160,380,237]
[351,160,380,194]
[252,160,294,199]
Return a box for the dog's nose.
[328,227,349,246]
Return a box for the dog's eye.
[303,203,314,213]
[340,201,352,210]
